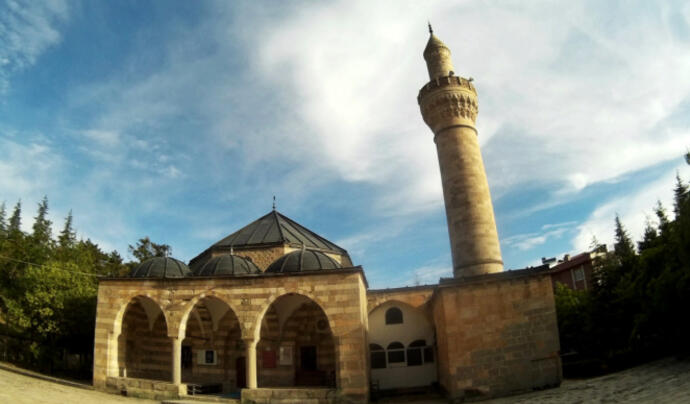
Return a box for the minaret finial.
[428,21,433,35]
[272,195,276,211]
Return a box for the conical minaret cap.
[422,28,455,80]
[423,33,450,59]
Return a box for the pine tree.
[31,196,52,244]
[0,202,7,238]
[673,173,689,218]
[29,196,52,264]
[637,219,658,252]
[8,200,21,235]
[58,210,76,249]
[613,215,636,260]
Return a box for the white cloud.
[82,130,120,147]
[504,223,574,252]
[0,0,69,93]
[248,0,690,218]
[0,138,63,203]
[572,163,687,252]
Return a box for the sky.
[1,0,689,289]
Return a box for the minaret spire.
[428,21,433,34]
[417,28,503,277]
[423,27,455,80]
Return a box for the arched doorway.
[181,296,242,394]
[368,301,437,390]
[118,296,170,381]
[257,293,336,387]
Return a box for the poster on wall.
[279,345,293,366]
[263,349,277,368]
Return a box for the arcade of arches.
[93,212,560,404]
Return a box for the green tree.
[637,219,658,252]
[0,202,7,238]
[29,196,52,263]
[8,200,21,235]
[673,173,688,218]
[57,210,76,249]
[128,236,171,262]
[613,215,636,260]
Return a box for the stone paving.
[0,358,688,403]
[379,358,690,403]
[0,367,157,404]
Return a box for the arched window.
[385,307,403,325]
[387,341,405,364]
[369,344,386,369]
[406,339,425,366]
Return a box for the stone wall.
[93,269,369,403]
[432,271,561,400]
[181,299,242,391]
[242,387,335,404]
[119,300,171,380]
[367,285,435,315]
[219,246,288,271]
[257,301,335,387]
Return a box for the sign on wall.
[279,344,293,366]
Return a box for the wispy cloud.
[573,163,687,252]
[504,221,576,251]
[0,0,69,93]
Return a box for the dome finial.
[272,195,276,211]
[428,21,433,35]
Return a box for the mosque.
[92,28,561,403]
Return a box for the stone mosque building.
[92,29,561,403]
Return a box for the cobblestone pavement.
[0,358,688,403]
[485,358,690,404]
[379,358,690,403]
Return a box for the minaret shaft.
[419,34,503,277]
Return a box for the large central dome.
[189,209,352,270]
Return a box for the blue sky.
[1,0,688,288]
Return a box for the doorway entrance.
[236,357,246,388]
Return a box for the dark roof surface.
[194,255,261,277]
[129,257,192,278]
[211,210,346,253]
[550,253,591,272]
[265,249,342,273]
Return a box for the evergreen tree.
[673,173,689,218]
[29,196,52,264]
[613,215,635,259]
[0,202,7,238]
[57,210,76,249]
[637,219,658,252]
[31,196,52,244]
[613,215,636,260]
[8,200,21,235]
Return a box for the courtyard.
[1,358,688,403]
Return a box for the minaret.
[418,26,503,277]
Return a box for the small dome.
[194,255,261,276]
[266,249,342,273]
[129,257,192,278]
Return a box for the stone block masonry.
[93,269,369,403]
[432,270,561,400]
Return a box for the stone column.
[244,338,258,389]
[171,337,182,385]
